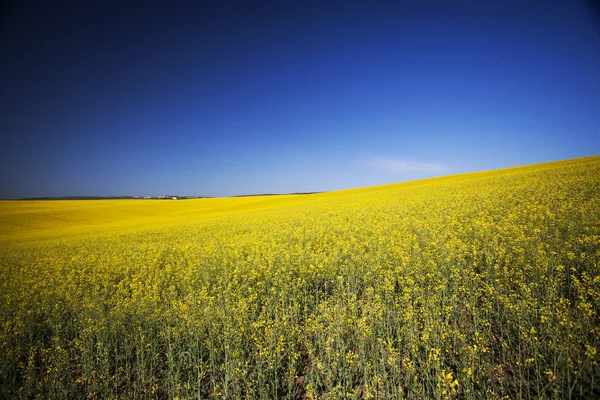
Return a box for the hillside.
[1,156,595,244]
[1,155,599,398]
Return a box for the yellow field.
[1,156,599,398]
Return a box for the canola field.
[1,156,600,399]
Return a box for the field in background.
[1,156,599,398]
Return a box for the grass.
[1,155,599,399]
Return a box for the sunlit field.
[1,156,599,399]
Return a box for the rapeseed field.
[1,156,599,399]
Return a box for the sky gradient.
[1,0,599,198]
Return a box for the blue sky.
[1,0,599,198]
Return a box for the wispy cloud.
[365,157,446,174]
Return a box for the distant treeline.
[17,196,212,200]
[15,193,320,200]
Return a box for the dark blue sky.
[1,0,599,198]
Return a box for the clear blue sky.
[1,0,599,198]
